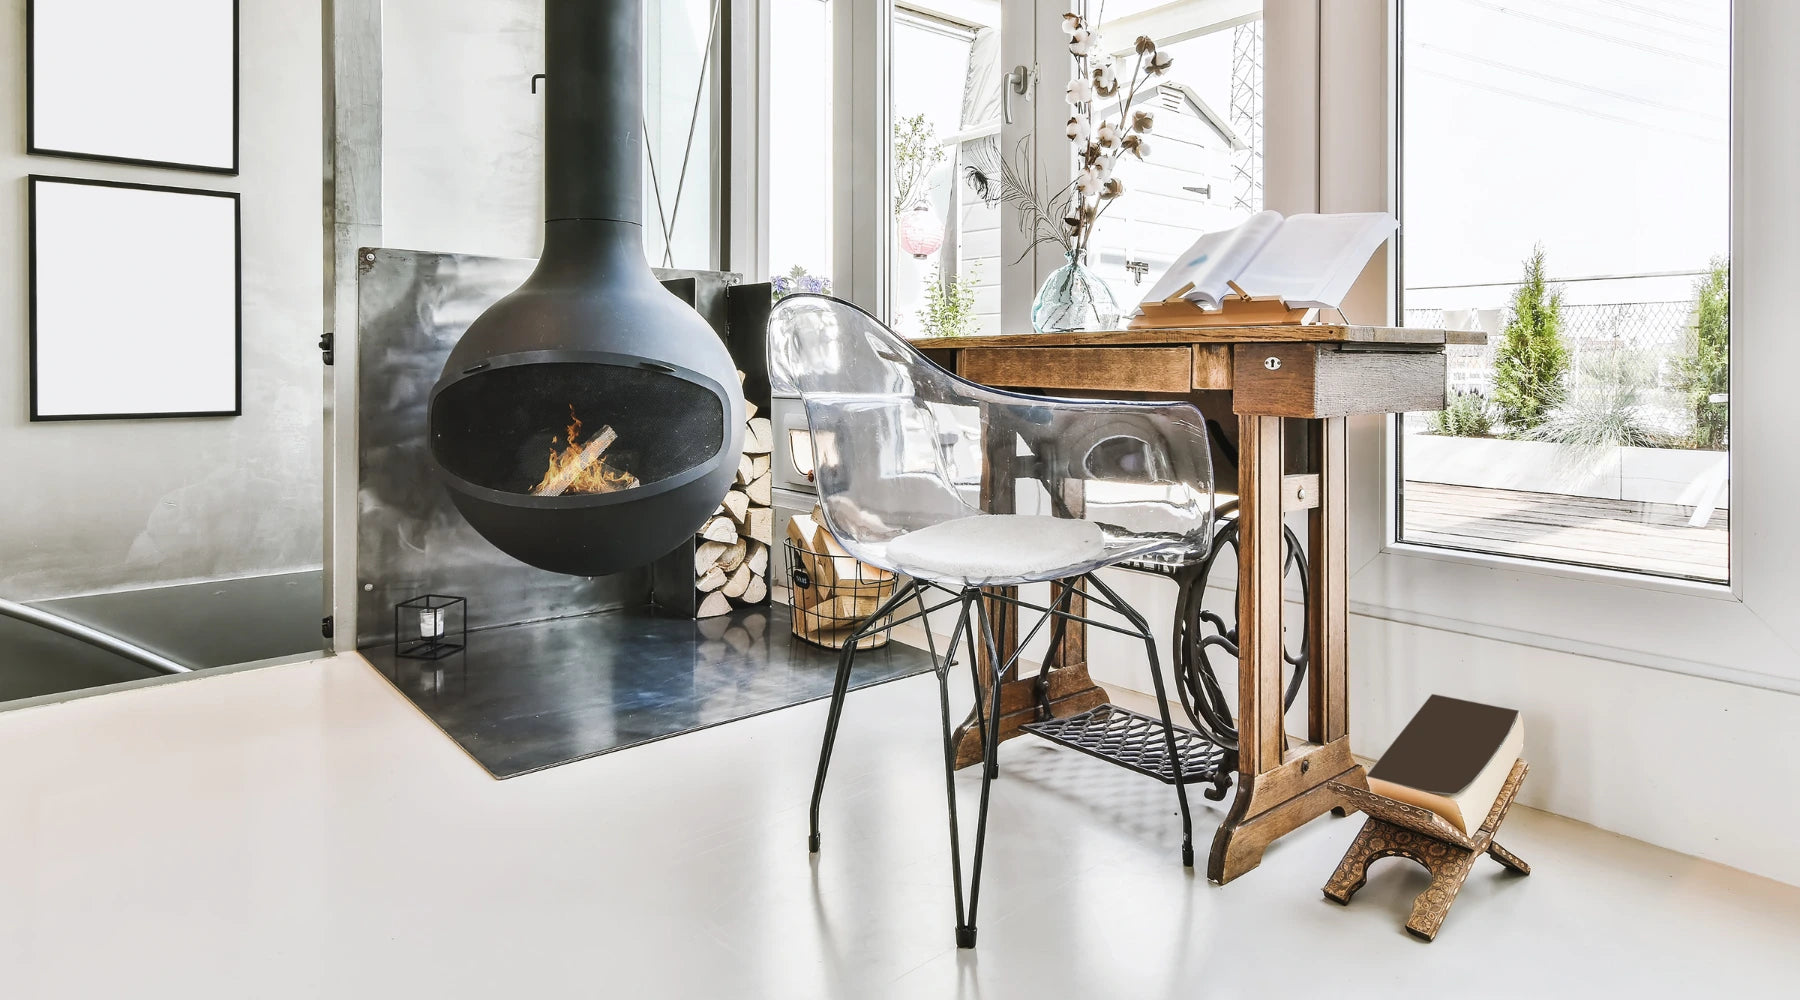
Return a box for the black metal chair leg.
[809,581,918,854]
[1089,574,1197,868]
[962,590,992,778]
[954,595,1009,948]
[808,634,860,853]
[934,612,973,944]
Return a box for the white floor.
[1,656,1796,999]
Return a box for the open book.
[1140,210,1397,312]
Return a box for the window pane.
[770,0,834,288]
[1397,0,1730,583]
[891,5,995,339]
[1087,8,1265,297]
[644,0,723,269]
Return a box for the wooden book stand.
[1323,759,1531,941]
[1128,281,1309,330]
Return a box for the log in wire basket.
[784,539,896,650]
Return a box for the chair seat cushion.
[882,515,1110,586]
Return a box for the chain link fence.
[1403,300,1704,438]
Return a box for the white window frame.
[1287,0,1800,694]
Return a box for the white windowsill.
[1378,539,1740,603]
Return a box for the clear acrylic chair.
[767,295,1215,949]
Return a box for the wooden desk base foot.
[1208,739,1368,884]
[951,668,1109,770]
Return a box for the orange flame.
[531,405,639,496]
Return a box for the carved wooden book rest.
[1323,759,1531,941]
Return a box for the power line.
[1588,0,1727,34]
[1409,268,1710,291]
[1412,41,1726,124]
[1413,67,1725,144]
[1449,0,1727,69]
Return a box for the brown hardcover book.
[1367,695,1524,836]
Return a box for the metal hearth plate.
[1023,704,1227,785]
[360,603,933,779]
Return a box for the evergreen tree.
[1491,245,1569,433]
[1674,257,1729,449]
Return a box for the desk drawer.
[960,347,1192,393]
[1232,344,1447,418]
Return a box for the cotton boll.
[1075,166,1102,199]
[1069,28,1094,56]
[1062,13,1083,34]
[1066,77,1093,105]
[1066,115,1092,144]
[1096,120,1120,148]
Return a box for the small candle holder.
[394,594,466,661]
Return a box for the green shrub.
[919,265,980,338]
[1431,390,1495,437]
[1531,349,1656,454]
[1491,246,1569,434]
[1672,257,1729,450]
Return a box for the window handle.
[1003,65,1034,125]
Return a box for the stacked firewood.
[694,374,774,618]
[785,504,897,649]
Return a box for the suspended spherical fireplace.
[426,0,744,577]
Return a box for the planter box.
[1405,435,1729,510]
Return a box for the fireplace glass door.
[430,361,727,500]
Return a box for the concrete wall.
[0,0,323,602]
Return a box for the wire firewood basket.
[783,538,896,650]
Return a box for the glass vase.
[1031,250,1121,333]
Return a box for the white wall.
[0,0,323,601]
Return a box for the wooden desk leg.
[1209,415,1367,884]
[950,414,1109,770]
[1310,418,1354,817]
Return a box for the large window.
[1396,0,1731,584]
[769,0,835,285]
[890,4,996,339]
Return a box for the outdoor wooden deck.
[1400,481,1729,582]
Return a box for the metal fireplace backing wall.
[354,247,769,648]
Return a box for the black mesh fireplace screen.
[430,360,726,497]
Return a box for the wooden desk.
[913,323,1477,885]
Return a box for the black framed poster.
[29,176,242,421]
[27,0,239,174]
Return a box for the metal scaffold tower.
[1230,19,1264,213]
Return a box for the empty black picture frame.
[26,0,240,175]
[28,175,243,421]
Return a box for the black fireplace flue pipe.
[544,0,642,229]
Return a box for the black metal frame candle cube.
[394,594,466,660]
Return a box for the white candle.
[419,606,446,640]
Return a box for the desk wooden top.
[912,324,1487,350]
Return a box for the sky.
[1401,0,1730,308]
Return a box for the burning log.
[533,423,631,497]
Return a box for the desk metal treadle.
[1023,703,1227,785]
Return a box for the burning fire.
[532,405,639,497]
